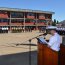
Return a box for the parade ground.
[0,31,62,65]
[0,31,42,55]
[0,30,45,65]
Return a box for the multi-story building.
[0,7,54,32]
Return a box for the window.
[11,19,24,23]
[11,12,24,18]
[27,13,34,16]
[0,19,9,22]
[0,19,1,22]
[0,11,7,14]
[39,14,45,16]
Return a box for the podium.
[60,44,65,65]
[37,42,65,65]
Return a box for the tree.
[57,20,59,24]
[52,19,56,26]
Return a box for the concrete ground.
[0,31,44,65]
[0,51,37,65]
[0,31,62,65]
[0,31,44,55]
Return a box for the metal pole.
[29,39,32,65]
[10,12,11,32]
[36,13,38,30]
[24,13,25,32]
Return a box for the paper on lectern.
[37,37,47,44]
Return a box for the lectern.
[60,44,65,65]
[37,40,65,65]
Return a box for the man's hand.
[47,45,51,48]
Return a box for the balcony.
[45,14,52,20]
[0,22,8,26]
[37,22,46,26]
[45,17,51,20]
[11,22,23,26]
[27,16,35,19]
[39,16,45,20]
[25,22,35,26]
[0,14,8,18]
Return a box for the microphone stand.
[28,33,47,65]
[15,33,47,65]
[29,39,32,65]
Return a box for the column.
[24,12,25,32]
[36,13,38,30]
[9,12,11,32]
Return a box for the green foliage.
[52,19,56,26]
[52,19,59,26]
[57,20,59,24]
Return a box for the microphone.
[30,33,47,40]
[15,33,47,46]
[39,33,47,36]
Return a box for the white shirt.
[47,33,61,51]
[6,27,8,30]
[2,27,5,30]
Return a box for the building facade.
[0,7,54,33]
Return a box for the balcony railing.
[0,14,8,18]
[0,22,8,25]
[25,22,35,25]
[11,22,23,25]
[39,16,45,19]
[27,16,35,19]
[37,22,46,26]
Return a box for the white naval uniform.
[47,33,61,51]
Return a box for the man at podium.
[39,26,61,51]
[46,26,61,52]
[38,26,65,65]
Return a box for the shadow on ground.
[0,51,37,65]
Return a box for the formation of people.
[0,26,65,35]
[46,26,65,35]
[56,27,65,35]
[11,27,33,33]
[11,26,47,33]
[38,27,46,33]
[0,27,8,33]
